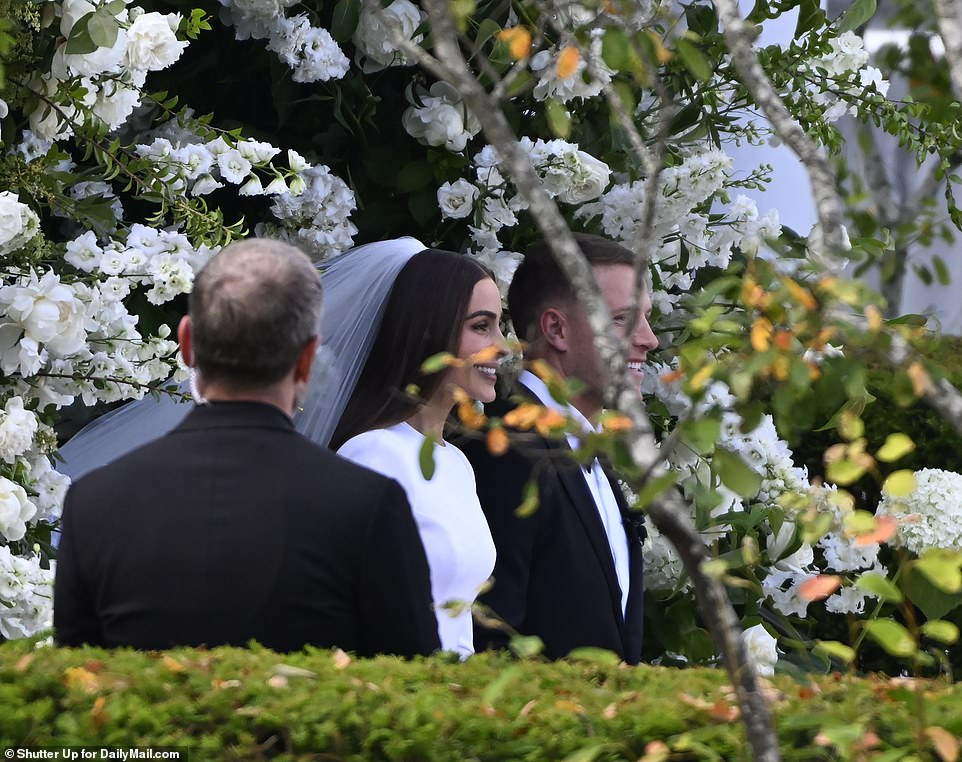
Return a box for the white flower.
[402,82,481,152]
[0,191,25,248]
[353,0,424,72]
[741,624,778,677]
[217,149,253,184]
[125,12,188,72]
[0,397,38,465]
[0,271,88,356]
[876,468,962,554]
[438,179,479,220]
[0,476,37,542]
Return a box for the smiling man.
[462,233,657,664]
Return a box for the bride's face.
[447,277,507,403]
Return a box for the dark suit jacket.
[460,385,644,663]
[54,401,440,656]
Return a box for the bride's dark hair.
[329,248,490,450]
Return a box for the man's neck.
[199,383,295,417]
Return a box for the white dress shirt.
[518,370,631,615]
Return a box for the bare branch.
[936,0,962,102]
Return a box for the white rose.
[438,179,479,220]
[0,192,25,248]
[741,623,778,677]
[0,476,37,542]
[402,82,481,152]
[0,397,38,464]
[557,151,611,205]
[125,12,187,71]
[0,271,89,356]
[353,0,424,72]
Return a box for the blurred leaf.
[813,639,855,665]
[681,418,720,456]
[330,0,361,42]
[561,745,607,762]
[876,433,915,463]
[602,28,629,70]
[675,37,711,82]
[863,619,916,658]
[633,471,678,509]
[933,255,952,286]
[419,435,436,481]
[397,161,434,193]
[881,469,916,496]
[799,574,841,601]
[546,99,571,139]
[794,0,826,36]
[515,479,540,518]
[921,620,960,645]
[855,571,903,603]
[914,549,962,594]
[904,565,962,620]
[565,648,621,665]
[712,448,762,498]
[421,352,457,374]
[838,0,877,32]
[926,726,960,762]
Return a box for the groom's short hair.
[508,233,635,342]
[189,238,322,386]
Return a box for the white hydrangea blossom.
[403,82,481,152]
[877,468,962,554]
[0,547,54,640]
[219,0,349,82]
[530,35,614,103]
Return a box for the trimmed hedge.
[2,640,962,760]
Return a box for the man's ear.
[539,308,568,352]
[294,335,320,384]
[177,316,193,367]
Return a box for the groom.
[54,238,440,656]
[463,233,658,664]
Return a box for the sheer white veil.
[57,236,426,480]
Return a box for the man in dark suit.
[54,238,440,656]
[462,234,658,664]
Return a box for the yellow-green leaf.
[876,433,915,463]
[855,571,903,603]
[863,619,916,658]
[420,352,456,374]
[826,458,868,486]
[813,639,855,665]
[882,469,916,497]
[921,620,960,645]
[418,435,436,481]
[914,550,962,594]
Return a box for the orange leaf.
[486,426,510,456]
[772,355,790,381]
[162,655,185,673]
[773,330,792,351]
[751,317,773,352]
[600,413,632,432]
[91,695,108,728]
[799,574,842,601]
[710,700,740,722]
[529,358,560,383]
[927,726,960,762]
[864,304,883,333]
[660,367,684,384]
[556,46,581,78]
[64,666,100,694]
[534,408,566,436]
[469,345,503,365]
[785,278,818,311]
[854,514,898,546]
[458,399,487,429]
[503,403,543,430]
[908,361,934,396]
[639,740,670,762]
[14,654,34,672]
[497,27,532,59]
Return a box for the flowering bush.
[877,468,962,555]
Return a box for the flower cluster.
[877,468,962,555]
[353,0,424,72]
[403,82,481,153]
[30,0,188,140]
[440,138,611,257]
[0,193,41,259]
[0,546,54,640]
[218,0,350,83]
[530,37,614,103]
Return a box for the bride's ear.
[177,316,194,367]
[294,335,321,384]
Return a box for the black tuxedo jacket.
[54,401,440,656]
[460,385,644,663]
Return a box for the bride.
[59,237,507,658]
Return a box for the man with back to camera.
[54,238,440,656]
[462,233,658,664]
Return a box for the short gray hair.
[189,238,323,387]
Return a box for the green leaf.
[876,433,915,463]
[88,8,120,48]
[813,639,855,665]
[64,13,98,54]
[420,352,456,374]
[794,0,826,36]
[545,99,571,139]
[921,619,960,644]
[855,571,903,603]
[515,479,540,518]
[914,549,962,593]
[712,448,762,498]
[838,0,877,32]
[681,418,720,456]
[396,161,434,193]
[904,565,962,620]
[881,469,915,496]
[863,619,916,658]
[675,37,711,82]
[602,28,629,71]
[633,471,678,510]
[565,647,621,665]
[475,18,502,48]
[418,435,436,481]
[329,0,361,42]
[933,254,951,286]
[561,745,607,762]
[508,634,544,658]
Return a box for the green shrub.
[2,640,962,760]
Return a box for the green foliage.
[3,640,962,759]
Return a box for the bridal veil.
[58,236,427,479]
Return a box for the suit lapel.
[517,384,628,639]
